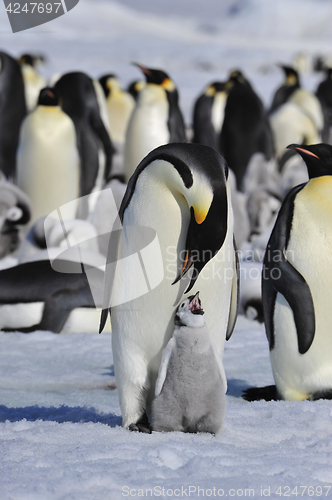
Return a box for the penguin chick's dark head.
[174,291,205,328]
[133,63,176,92]
[287,143,332,179]
[37,87,59,107]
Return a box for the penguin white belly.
[107,91,135,143]
[22,65,47,111]
[289,88,324,133]
[17,107,80,227]
[124,87,169,181]
[271,177,332,400]
[110,163,234,426]
[0,303,44,329]
[211,91,227,135]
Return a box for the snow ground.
[1,317,331,500]
[0,1,332,498]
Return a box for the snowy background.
[1,1,332,499]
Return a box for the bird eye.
[181,303,185,308]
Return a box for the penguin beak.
[287,144,320,159]
[189,292,204,315]
[132,62,151,78]
[172,207,217,294]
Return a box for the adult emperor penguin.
[0,50,26,179]
[18,53,47,112]
[55,72,114,200]
[219,70,274,191]
[152,292,226,434]
[316,67,332,142]
[16,87,80,230]
[99,74,135,144]
[123,64,186,182]
[270,65,324,136]
[192,81,228,151]
[100,142,239,432]
[0,258,110,334]
[244,143,332,402]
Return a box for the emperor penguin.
[127,80,146,101]
[219,70,274,191]
[16,87,80,230]
[123,64,186,182]
[0,50,26,179]
[192,81,228,152]
[54,72,115,200]
[18,53,47,112]
[316,67,332,142]
[152,292,226,434]
[0,258,110,334]
[100,142,239,432]
[245,143,332,402]
[99,74,135,144]
[270,65,324,137]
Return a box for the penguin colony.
[0,47,332,434]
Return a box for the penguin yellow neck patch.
[161,78,175,92]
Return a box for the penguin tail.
[99,308,110,334]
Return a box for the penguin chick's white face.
[174,292,205,328]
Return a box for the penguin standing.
[152,292,226,434]
[220,70,274,191]
[192,81,228,151]
[123,64,186,182]
[16,87,80,229]
[18,53,47,112]
[0,50,26,179]
[54,72,114,202]
[99,74,135,144]
[245,143,332,402]
[100,143,239,432]
[270,65,324,137]
[316,67,332,143]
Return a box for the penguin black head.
[279,65,300,86]
[19,53,45,67]
[133,63,176,92]
[99,74,117,97]
[287,143,332,178]
[174,291,205,328]
[37,87,59,107]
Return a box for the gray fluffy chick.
[152,292,226,434]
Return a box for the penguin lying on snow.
[0,258,109,334]
[152,292,226,434]
[244,143,332,402]
[100,143,238,432]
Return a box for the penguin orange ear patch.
[4,0,79,33]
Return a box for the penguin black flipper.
[192,93,217,149]
[262,183,316,355]
[167,89,186,143]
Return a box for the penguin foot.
[128,412,152,434]
[242,385,278,401]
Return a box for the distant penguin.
[245,143,332,402]
[18,53,47,111]
[55,72,114,200]
[100,143,239,432]
[192,81,228,151]
[123,64,186,182]
[0,258,110,334]
[99,74,135,144]
[16,87,80,229]
[152,292,226,434]
[127,79,146,101]
[270,65,324,136]
[0,50,26,179]
[220,70,274,191]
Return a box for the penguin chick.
[152,292,226,434]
